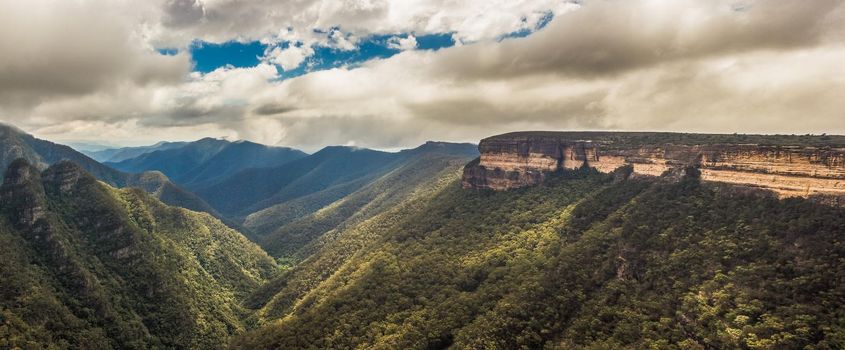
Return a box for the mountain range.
[104,138,307,190]
[83,141,189,163]
[1,123,843,349]
[197,142,477,219]
[0,124,220,218]
[94,135,478,240]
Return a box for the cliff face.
[462,132,845,197]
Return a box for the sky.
[0,0,844,152]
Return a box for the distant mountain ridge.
[82,141,189,162]
[106,138,307,189]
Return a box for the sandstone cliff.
[462,132,845,198]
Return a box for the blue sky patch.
[276,33,459,79]
[178,32,458,78]
[276,34,400,80]
[416,33,456,51]
[499,11,555,40]
[189,40,266,73]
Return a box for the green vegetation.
[0,160,278,349]
[242,177,373,238]
[237,167,845,349]
[254,154,475,259]
[241,155,470,322]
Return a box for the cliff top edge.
[483,131,845,149]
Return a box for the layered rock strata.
[462,132,845,197]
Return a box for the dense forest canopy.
[237,166,845,349]
[0,160,278,349]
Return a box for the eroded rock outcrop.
[463,132,845,198]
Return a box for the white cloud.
[0,0,189,108]
[387,35,417,51]
[265,45,315,71]
[327,29,359,51]
[142,0,576,48]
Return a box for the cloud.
[2,0,845,152]
[147,0,574,47]
[265,44,316,71]
[326,29,359,51]
[0,1,190,110]
[162,0,205,28]
[428,0,843,80]
[387,35,418,51]
[237,0,845,149]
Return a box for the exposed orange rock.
[462,132,845,198]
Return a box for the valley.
[1,124,844,349]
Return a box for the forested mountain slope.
[255,152,476,259]
[0,123,219,217]
[1,124,133,186]
[198,142,477,221]
[241,142,478,248]
[0,160,278,349]
[236,167,845,349]
[197,146,400,218]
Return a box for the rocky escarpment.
[463,132,845,198]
